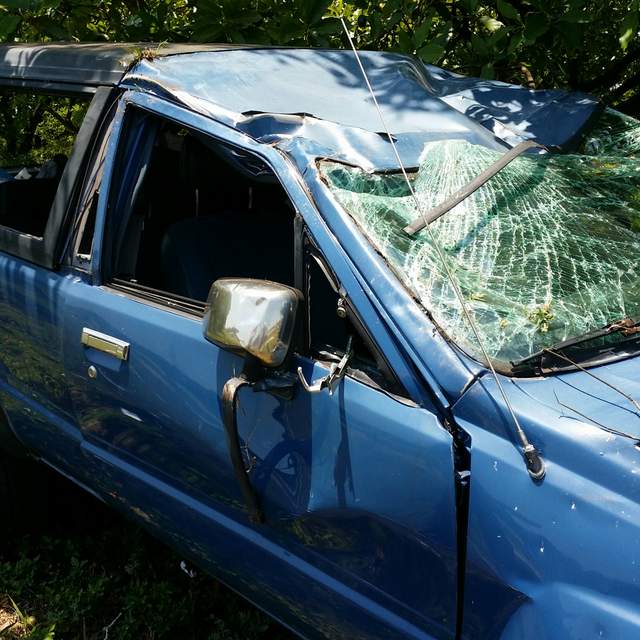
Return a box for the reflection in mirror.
[203,278,302,367]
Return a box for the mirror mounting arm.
[297,336,354,395]
[221,374,265,524]
[221,362,298,525]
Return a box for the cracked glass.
[319,108,640,365]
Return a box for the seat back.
[160,210,294,301]
[0,178,59,237]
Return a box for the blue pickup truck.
[1,42,640,640]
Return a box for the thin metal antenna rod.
[545,348,640,415]
[339,18,545,480]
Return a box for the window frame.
[87,91,426,405]
[68,95,120,272]
[300,227,408,398]
[92,94,304,318]
[0,85,116,269]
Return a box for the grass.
[0,471,295,640]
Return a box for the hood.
[515,354,640,441]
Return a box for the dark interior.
[0,155,68,238]
[0,176,59,237]
[115,124,295,302]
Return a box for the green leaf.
[480,62,495,79]
[479,15,504,32]
[418,41,445,63]
[507,31,524,54]
[312,17,341,36]
[229,29,246,43]
[488,25,509,46]
[301,0,332,25]
[0,0,30,8]
[125,15,143,28]
[523,13,549,42]
[559,22,583,50]
[397,29,413,53]
[471,33,490,56]
[30,14,67,38]
[619,11,639,50]
[382,0,402,14]
[413,18,433,48]
[558,8,590,23]
[0,13,20,39]
[0,0,59,8]
[497,0,519,21]
[471,33,489,56]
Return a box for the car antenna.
[339,17,545,481]
[544,348,640,416]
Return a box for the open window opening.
[106,108,295,304]
[0,89,90,238]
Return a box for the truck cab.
[0,43,639,640]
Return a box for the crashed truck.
[0,42,639,640]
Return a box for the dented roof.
[0,43,602,167]
[122,48,602,168]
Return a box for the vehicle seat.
[160,210,294,301]
[0,155,67,236]
[0,178,60,236]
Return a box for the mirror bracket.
[253,370,299,400]
[221,374,264,524]
[221,363,298,525]
[297,336,353,395]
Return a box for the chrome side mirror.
[203,278,302,368]
[203,278,302,525]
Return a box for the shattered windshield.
[320,108,640,367]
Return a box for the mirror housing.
[203,278,302,368]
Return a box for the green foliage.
[0,512,292,639]
[529,302,554,333]
[0,94,89,167]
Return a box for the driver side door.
[62,94,460,640]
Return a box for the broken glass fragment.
[320,109,640,365]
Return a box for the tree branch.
[578,43,640,93]
[608,67,640,100]
[615,90,640,117]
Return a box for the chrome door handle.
[81,328,130,361]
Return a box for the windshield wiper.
[403,139,545,235]
[511,316,640,374]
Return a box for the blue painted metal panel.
[81,440,441,640]
[0,53,624,640]
[454,372,640,639]
[62,276,458,638]
[121,49,600,168]
[116,90,437,407]
[53,91,462,639]
[0,252,85,470]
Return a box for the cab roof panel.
[0,42,244,91]
[0,43,602,167]
[122,48,602,167]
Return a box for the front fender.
[455,377,640,639]
[500,584,640,639]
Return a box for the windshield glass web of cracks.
[319,108,640,367]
